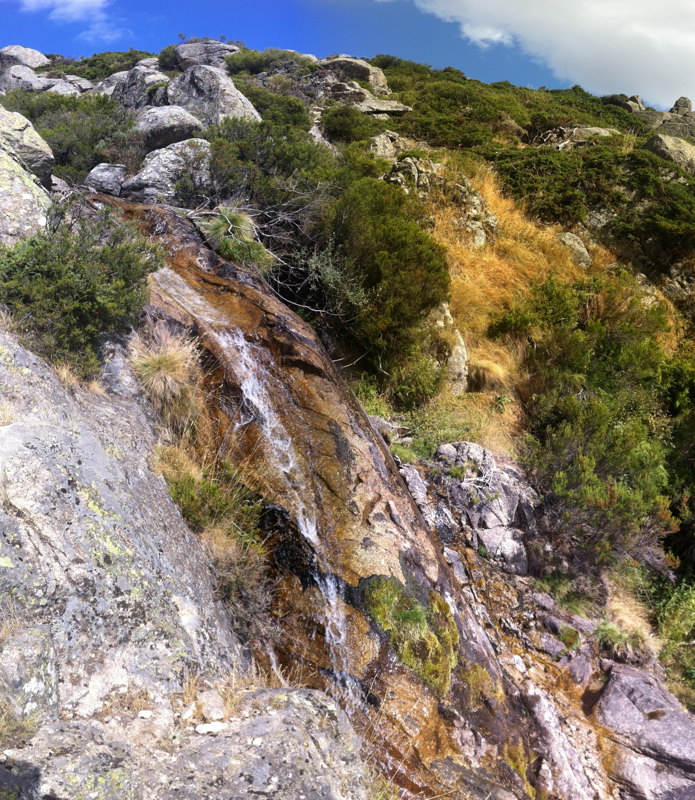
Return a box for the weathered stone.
[112,65,170,109]
[4,690,367,800]
[557,231,592,267]
[670,96,693,115]
[597,664,695,799]
[134,105,202,150]
[320,55,391,96]
[0,105,54,186]
[328,80,411,115]
[136,56,160,69]
[175,40,240,70]
[0,332,243,722]
[121,138,211,203]
[644,133,695,175]
[91,70,128,97]
[369,129,417,160]
[83,162,128,196]
[63,74,94,92]
[0,150,50,246]
[50,174,70,193]
[453,177,498,249]
[384,155,442,195]
[167,65,261,126]
[0,44,49,70]
[45,79,80,96]
[0,64,55,92]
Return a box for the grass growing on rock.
[363,576,458,696]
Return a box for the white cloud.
[401,0,695,108]
[18,0,127,43]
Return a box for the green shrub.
[38,49,153,80]
[327,177,449,366]
[363,576,459,696]
[0,203,161,376]
[158,44,179,72]
[0,91,138,182]
[202,207,273,272]
[493,272,675,562]
[225,47,317,76]
[655,580,695,705]
[320,105,384,143]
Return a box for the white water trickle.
[215,327,359,705]
[215,328,319,547]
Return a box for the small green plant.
[201,207,273,273]
[558,624,580,652]
[389,443,419,464]
[363,577,459,696]
[595,620,650,664]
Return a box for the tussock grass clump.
[596,620,651,664]
[130,327,205,439]
[201,207,273,273]
[363,576,459,696]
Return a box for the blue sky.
[1,0,694,108]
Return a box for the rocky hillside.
[1,38,695,800]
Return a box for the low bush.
[0,91,138,182]
[201,207,273,272]
[595,620,651,664]
[492,272,675,562]
[39,49,153,80]
[0,202,161,377]
[225,47,317,76]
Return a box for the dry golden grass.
[605,572,661,658]
[129,326,206,441]
[54,362,81,389]
[154,443,204,483]
[0,399,14,426]
[0,599,21,644]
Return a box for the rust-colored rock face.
[103,199,618,800]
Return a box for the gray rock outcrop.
[91,70,128,97]
[597,664,695,799]
[83,162,128,196]
[557,231,592,267]
[433,442,537,574]
[0,64,54,92]
[175,40,240,70]
[0,150,50,246]
[320,55,391,96]
[369,129,418,160]
[0,105,54,186]
[0,45,49,70]
[670,96,693,115]
[328,80,411,116]
[644,133,695,175]
[384,155,442,195]
[45,80,80,96]
[112,65,170,109]
[120,137,211,203]
[453,177,498,249]
[135,105,203,150]
[166,65,261,126]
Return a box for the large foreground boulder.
[0,330,369,799]
[135,105,203,150]
[0,150,50,246]
[0,106,54,186]
[175,40,240,70]
[120,137,211,203]
[596,664,695,799]
[167,65,261,126]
